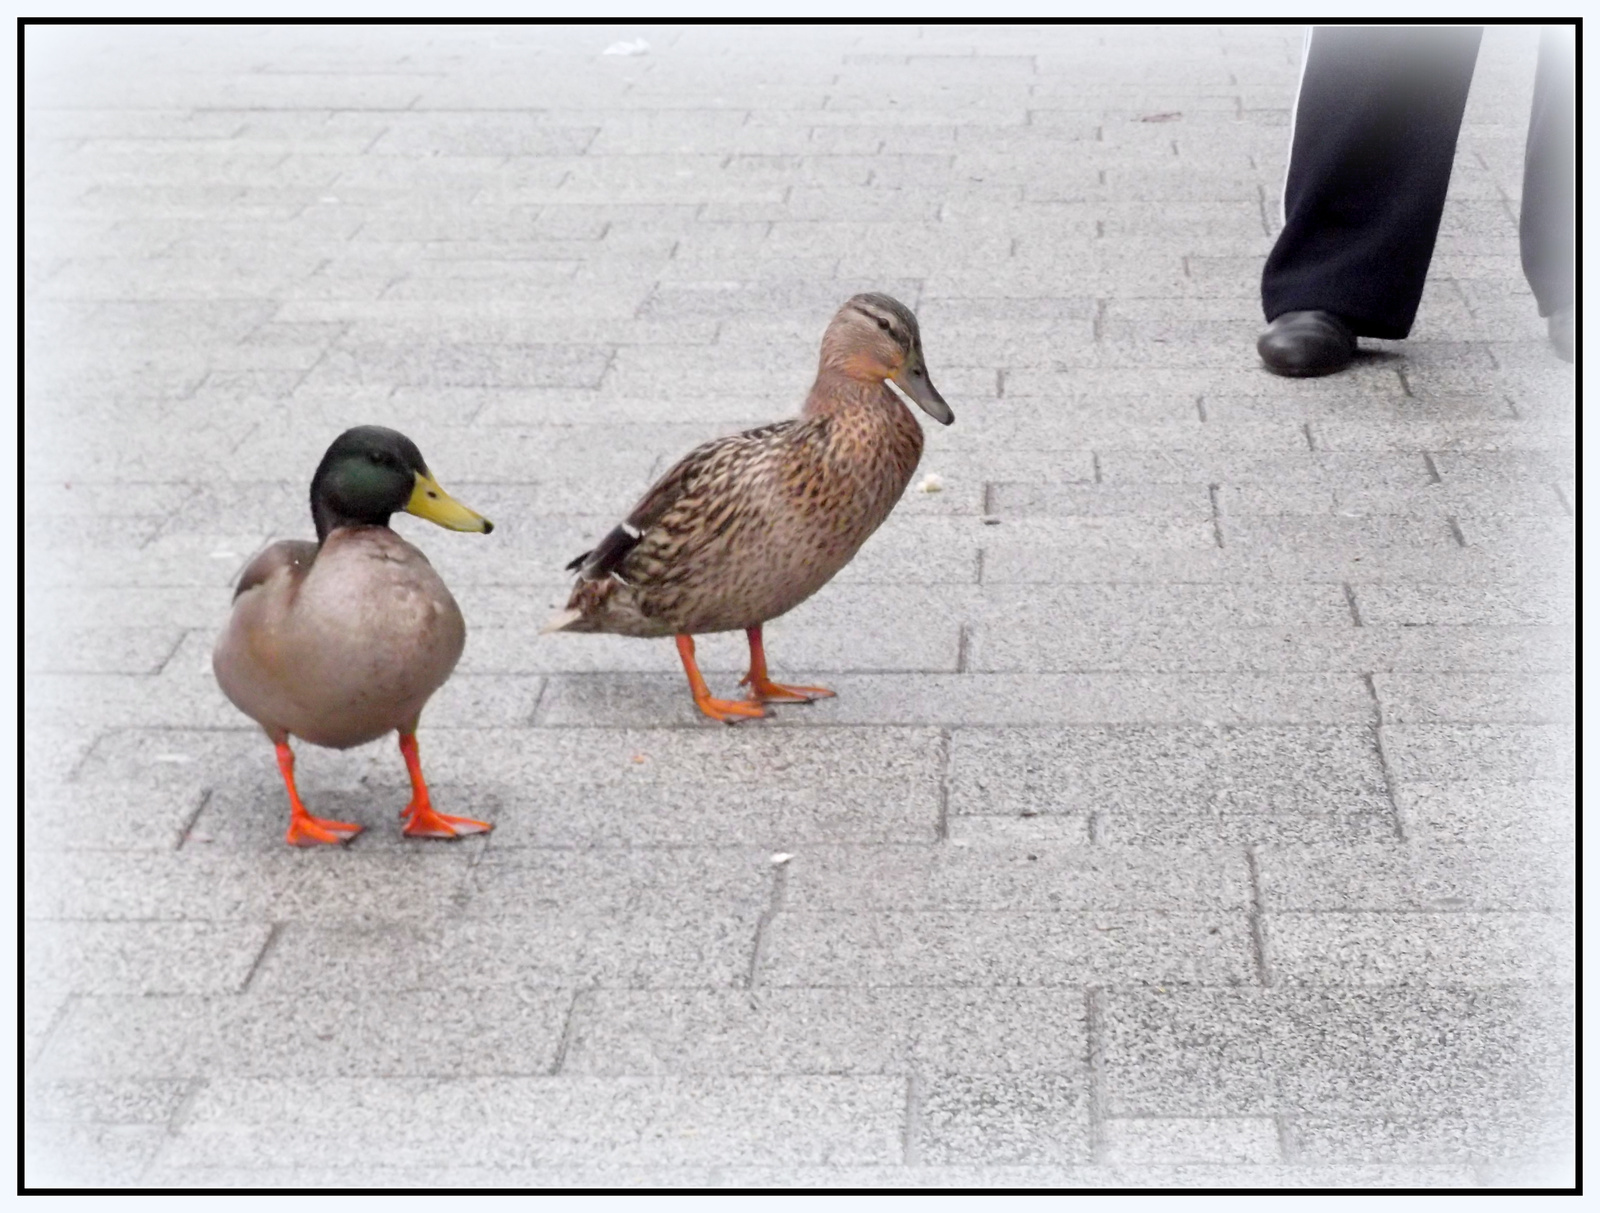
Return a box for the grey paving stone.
[1373,672,1574,724]
[1396,780,1574,848]
[1098,451,1431,487]
[970,624,1573,676]
[973,582,1354,629]
[1380,723,1576,784]
[35,988,570,1080]
[136,479,308,538]
[1430,449,1576,484]
[979,542,1552,586]
[461,848,772,920]
[1292,1112,1575,1167]
[1456,514,1576,557]
[459,616,960,678]
[1254,841,1572,913]
[989,482,1213,518]
[25,921,271,996]
[949,725,1389,818]
[1097,811,1399,849]
[1334,481,1568,516]
[23,847,478,923]
[944,815,1092,846]
[1473,1156,1577,1189]
[84,724,946,847]
[24,1076,193,1125]
[1103,1117,1281,1166]
[24,1123,167,1188]
[298,342,612,391]
[129,1161,1489,1190]
[24,728,103,788]
[1311,417,1573,454]
[1353,582,1574,626]
[912,448,1097,487]
[253,910,761,993]
[1264,912,1574,985]
[24,528,271,589]
[24,779,208,853]
[25,670,236,735]
[641,276,925,321]
[460,388,770,429]
[24,478,195,519]
[1102,985,1574,1117]
[1222,514,1459,552]
[566,987,1088,1076]
[24,507,165,556]
[25,987,72,1071]
[538,672,1374,728]
[780,844,1250,912]
[761,910,1253,987]
[370,116,598,157]
[159,1076,906,1169]
[919,1072,1090,1165]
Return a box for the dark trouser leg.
[1520,26,1575,317]
[1262,26,1482,339]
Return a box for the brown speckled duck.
[543,293,954,723]
[213,426,495,845]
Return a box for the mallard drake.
[213,426,495,846]
[544,292,953,723]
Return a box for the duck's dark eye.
[369,451,385,465]
[875,316,891,331]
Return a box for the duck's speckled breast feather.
[213,527,466,748]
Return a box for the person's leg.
[1262,25,1483,343]
[1519,25,1575,359]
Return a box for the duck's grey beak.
[888,349,954,425]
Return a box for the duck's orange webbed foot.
[692,692,769,724]
[276,742,363,847]
[739,673,836,704]
[740,625,835,705]
[397,732,492,840]
[401,803,493,839]
[286,809,364,847]
[676,633,767,725]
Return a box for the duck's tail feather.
[575,523,642,579]
[540,608,586,634]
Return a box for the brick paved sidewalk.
[23,24,1574,1189]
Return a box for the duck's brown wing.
[233,540,318,601]
[566,421,794,582]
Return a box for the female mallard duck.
[544,292,953,723]
[213,425,495,846]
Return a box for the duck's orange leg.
[740,624,836,704]
[677,634,767,724]
[398,732,492,839]
[276,741,363,847]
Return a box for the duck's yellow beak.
[406,472,494,533]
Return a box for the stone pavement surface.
[23,23,1575,1190]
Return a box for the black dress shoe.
[1257,310,1357,378]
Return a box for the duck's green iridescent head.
[309,425,493,542]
